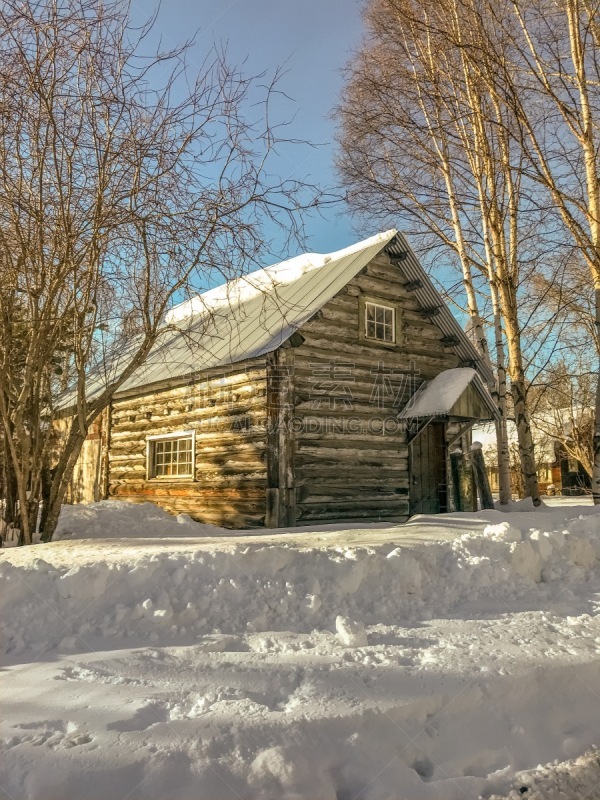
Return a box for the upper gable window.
[365,301,395,343]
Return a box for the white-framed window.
[146,430,195,479]
[365,301,395,343]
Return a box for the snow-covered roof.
[58,231,397,407]
[399,368,499,420]
[59,229,494,408]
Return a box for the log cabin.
[62,229,499,528]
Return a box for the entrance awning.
[399,368,499,444]
[399,368,499,422]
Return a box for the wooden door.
[409,422,448,515]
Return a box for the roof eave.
[384,234,496,387]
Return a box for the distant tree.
[0,0,324,543]
[531,357,595,480]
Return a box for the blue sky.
[131,0,367,261]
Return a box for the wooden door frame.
[408,421,448,515]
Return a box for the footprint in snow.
[10,720,92,749]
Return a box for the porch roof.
[399,368,500,422]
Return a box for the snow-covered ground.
[2,500,600,799]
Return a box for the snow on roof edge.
[399,368,499,420]
[165,230,397,324]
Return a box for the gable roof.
[60,229,494,408]
[398,367,500,421]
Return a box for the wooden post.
[471,441,494,509]
[100,404,112,501]
[265,348,296,528]
[265,352,280,527]
[450,448,463,512]
[278,347,296,527]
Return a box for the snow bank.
[489,750,600,799]
[54,500,218,540]
[494,496,547,512]
[2,503,600,800]
[2,503,599,656]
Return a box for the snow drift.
[2,502,599,655]
[2,501,600,800]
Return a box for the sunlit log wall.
[107,359,268,528]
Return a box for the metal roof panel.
[59,230,397,408]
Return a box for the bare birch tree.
[532,255,599,355]
[476,0,600,501]
[336,0,563,502]
[0,0,324,543]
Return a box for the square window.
[147,433,194,479]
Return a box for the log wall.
[290,252,460,524]
[71,414,105,503]
[54,411,108,505]
[107,359,268,528]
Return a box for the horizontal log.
[403,324,447,342]
[292,386,422,410]
[298,478,409,494]
[113,390,266,422]
[292,360,421,382]
[111,403,267,436]
[194,466,266,478]
[298,497,409,509]
[293,349,435,374]
[111,485,265,499]
[293,396,411,410]
[109,489,265,510]
[295,436,408,455]
[295,461,408,476]
[109,464,267,482]
[113,375,266,408]
[401,308,452,332]
[298,490,408,505]
[108,467,146,479]
[109,466,268,483]
[297,475,409,489]
[296,335,457,370]
[110,475,267,489]
[295,446,409,463]
[296,436,407,452]
[322,293,359,313]
[113,358,267,403]
[295,504,409,521]
[362,258,411,284]
[352,273,421,304]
